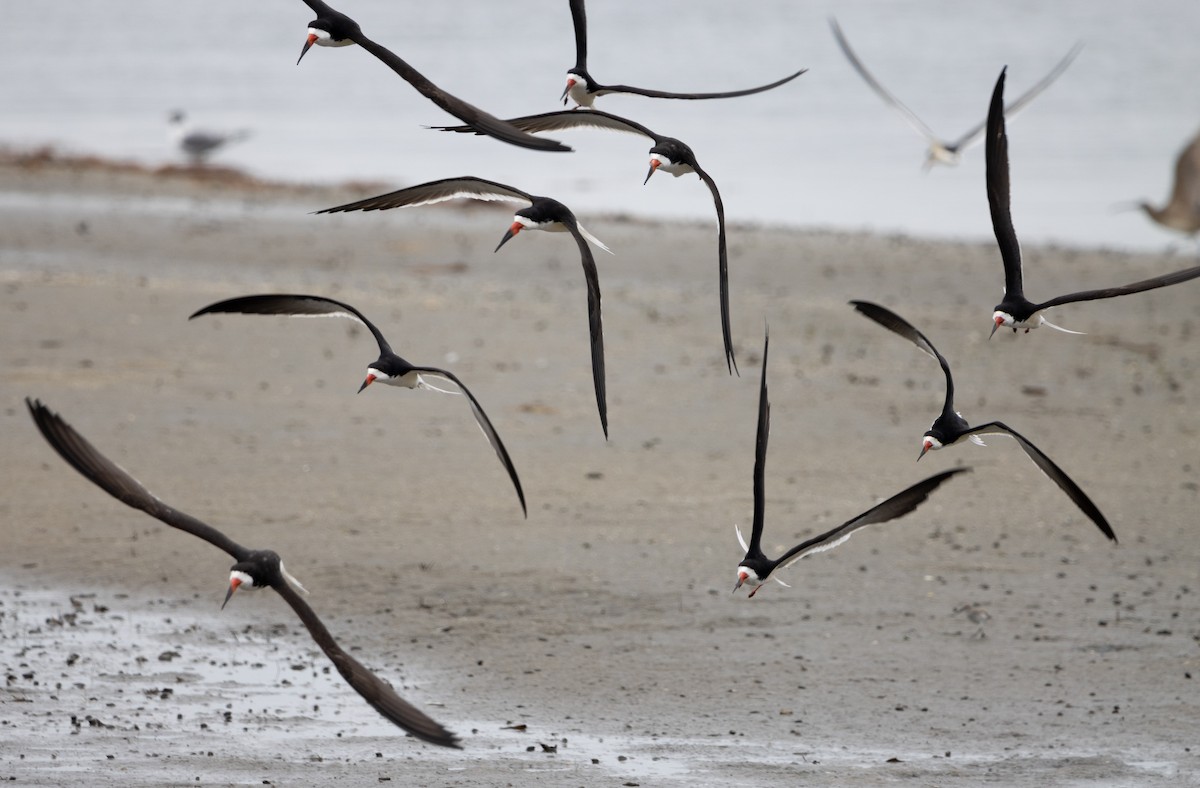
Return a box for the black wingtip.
[25,396,46,425]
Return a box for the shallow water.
[8,1,1200,251]
[2,578,1182,786]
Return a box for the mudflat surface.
[1,155,1198,786]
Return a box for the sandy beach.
[1,151,1198,786]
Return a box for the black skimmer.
[433,108,738,374]
[294,0,570,153]
[830,19,1080,169]
[1130,127,1200,238]
[317,178,610,438]
[25,398,460,748]
[168,110,251,165]
[562,0,806,109]
[985,69,1200,336]
[849,300,1118,544]
[732,330,969,598]
[189,294,526,517]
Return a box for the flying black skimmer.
[562,0,806,108]
[732,330,969,598]
[830,19,1080,169]
[849,300,1118,543]
[985,69,1200,336]
[294,0,569,153]
[1130,127,1200,239]
[25,398,460,748]
[189,294,526,517]
[168,110,251,165]
[433,108,738,374]
[317,178,610,438]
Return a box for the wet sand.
[2,152,1198,786]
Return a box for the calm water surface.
[6,1,1199,251]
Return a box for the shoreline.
[2,143,1176,257]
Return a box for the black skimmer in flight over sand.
[190,294,526,517]
[562,0,806,108]
[830,19,1080,169]
[849,300,1118,543]
[168,110,251,166]
[295,0,570,153]
[317,177,611,438]
[26,398,460,748]
[434,108,738,374]
[732,330,969,598]
[985,69,1200,336]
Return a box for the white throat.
[650,152,691,177]
[566,74,593,107]
[230,569,256,589]
[737,565,762,587]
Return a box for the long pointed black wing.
[693,163,737,375]
[561,218,608,439]
[986,68,1025,302]
[569,0,588,71]
[409,366,526,517]
[300,0,337,15]
[270,578,460,747]
[26,399,251,560]
[745,330,770,558]
[343,29,569,153]
[190,293,394,357]
[317,176,534,214]
[830,19,940,144]
[30,397,461,745]
[774,468,969,570]
[963,421,1117,543]
[1035,264,1200,311]
[849,301,957,422]
[432,109,662,143]
[597,69,807,101]
[946,43,1082,153]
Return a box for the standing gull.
[168,110,250,166]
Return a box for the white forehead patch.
[565,75,594,107]
[230,569,255,589]
[923,435,944,451]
